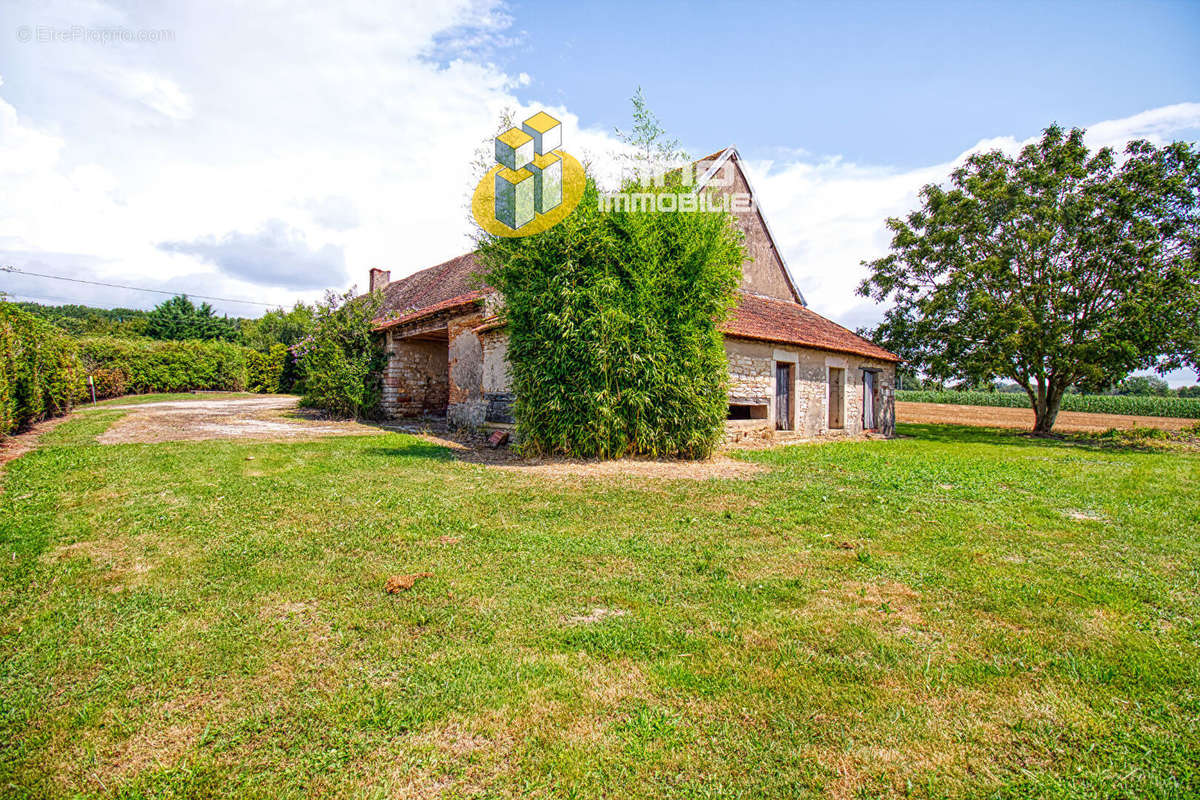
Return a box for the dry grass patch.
[810,579,927,630]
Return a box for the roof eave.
[372,292,486,332]
[722,331,900,363]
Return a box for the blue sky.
[0,0,1197,384]
[493,0,1200,165]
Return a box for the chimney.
[369,268,391,293]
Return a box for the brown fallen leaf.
[837,541,855,549]
[385,573,433,593]
[437,536,460,545]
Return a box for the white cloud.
[1084,102,1200,149]
[96,66,194,120]
[0,0,537,312]
[746,105,1200,341]
[159,219,347,290]
[0,2,1195,389]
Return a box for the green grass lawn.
[2,420,1198,799]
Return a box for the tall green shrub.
[478,179,744,459]
[242,304,315,393]
[295,290,385,418]
[0,302,82,436]
[247,344,288,394]
[77,338,252,396]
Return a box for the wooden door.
[828,367,844,429]
[775,363,791,431]
[863,370,876,430]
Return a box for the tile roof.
[377,252,492,318]
[373,290,487,332]
[372,255,896,362]
[724,292,899,362]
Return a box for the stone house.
[369,147,899,442]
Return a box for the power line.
[1,265,281,308]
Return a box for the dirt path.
[381,421,770,480]
[93,396,382,444]
[897,401,1197,433]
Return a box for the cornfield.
[896,390,1200,419]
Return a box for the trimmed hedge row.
[248,344,288,394]
[896,389,1200,419]
[0,303,292,438]
[1,303,83,436]
[76,338,289,399]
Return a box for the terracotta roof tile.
[372,253,896,363]
[373,290,486,331]
[377,252,492,318]
[472,315,503,334]
[724,292,899,362]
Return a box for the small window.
[728,403,768,420]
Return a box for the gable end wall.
[713,159,797,303]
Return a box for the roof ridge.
[736,288,798,305]
[384,250,477,292]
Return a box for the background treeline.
[13,296,313,348]
[0,297,323,437]
[896,389,1200,419]
[2,288,386,434]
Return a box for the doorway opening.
[862,369,878,431]
[828,366,845,429]
[775,362,792,431]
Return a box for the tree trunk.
[1032,384,1063,435]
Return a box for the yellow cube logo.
[473,111,584,237]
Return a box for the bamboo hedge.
[478,179,745,459]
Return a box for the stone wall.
[480,329,515,425]
[723,337,896,438]
[446,312,488,428]
[726,344,772,404]
[382,317,896,442]
[381,333,448,418]
[481,330,512,393]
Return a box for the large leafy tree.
[860,125,1200,433]
[145,295,239,342]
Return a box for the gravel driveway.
[93,396,381,444]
